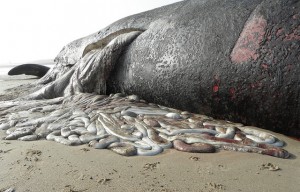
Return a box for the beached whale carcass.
[40,0,299,136]
[0,0,298,158]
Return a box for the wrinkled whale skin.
[55,0,300,136]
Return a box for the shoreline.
[0,75,38,95]
[0,75,299,192]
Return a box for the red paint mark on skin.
[229,87,235,98]
[276,28,284,37]
[261,63,268,69]
[213,85,219,92]
[250,81,262,89]
[287,64,293,71]
[292,14,299,20]
[212,75,220,93]
[283,25,300,41]
[230,15,267,64]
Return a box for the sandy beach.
[0,75,299,192]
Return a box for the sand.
[0,75,299,192]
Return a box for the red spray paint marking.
[230,15,267,64]
[229,87,236,99]
[212,75,220,93]
[213,85,219,93]
[250,81,262,89]
[283,25,300,41]
[287,64,293,71]
[261,63,268,70]
[276,28,284,37]
[292,14,299,20]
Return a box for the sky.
[0,0,182,65]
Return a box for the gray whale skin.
[32,0,300,136]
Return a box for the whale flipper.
[8,64,50,78]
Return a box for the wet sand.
[0,75,299,192]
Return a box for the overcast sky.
[0,0,182,65]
